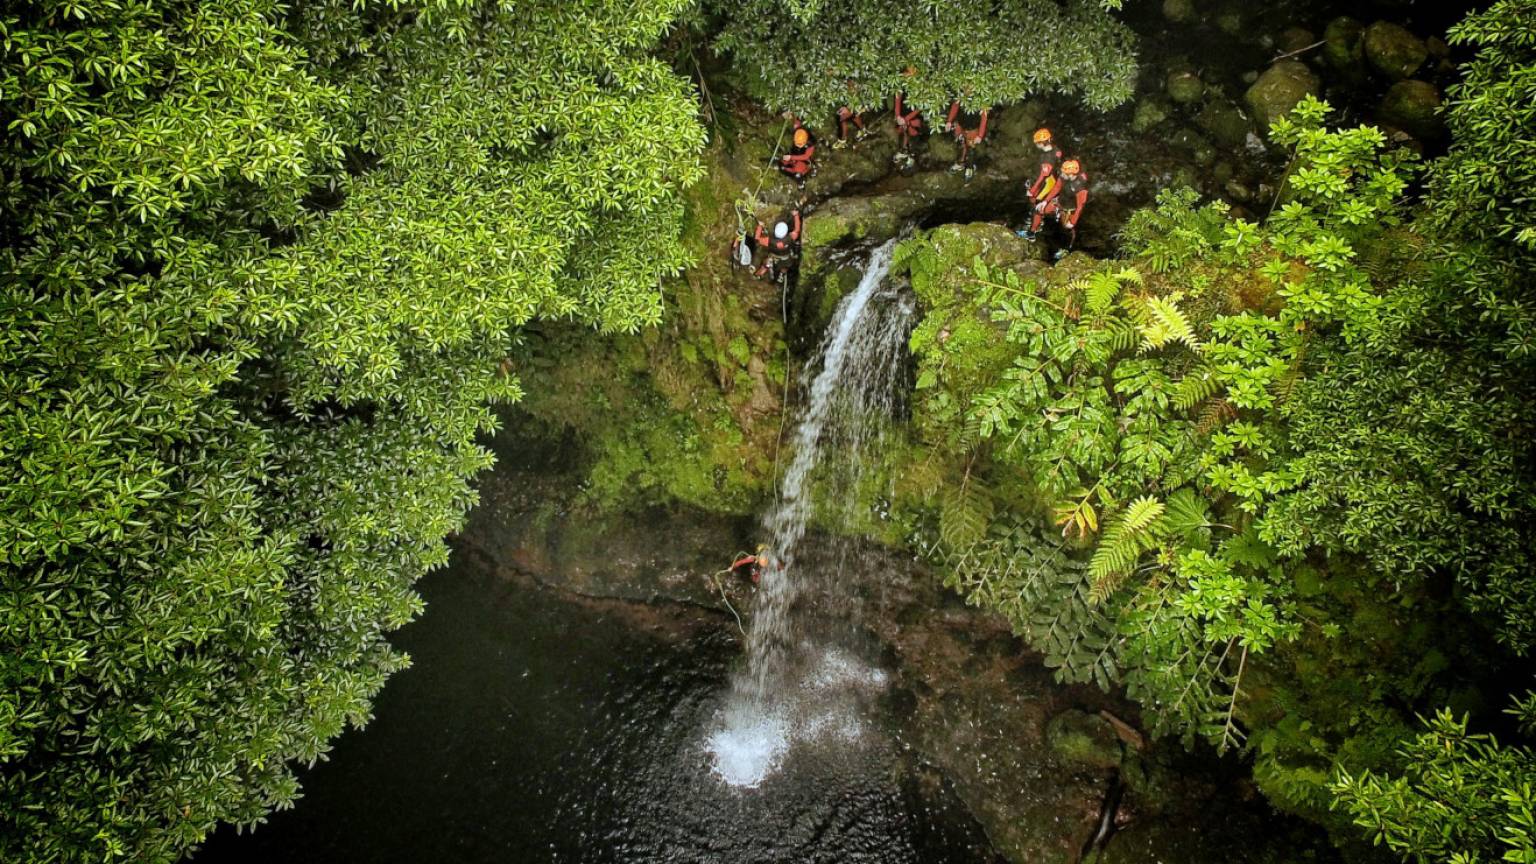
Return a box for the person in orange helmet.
[1025,127,1065,207]
[943,100,991,180]
[1021,157,1089,242]
[779,118,817,183]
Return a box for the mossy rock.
[1166,70,1205,106]
[1245,61,1320,132]
[1364,20,1427,81]
[1322,16,1367,81]
[1046,709,1123,771]
[1277,27,1316,56]
[1162,0,1194,23]
[1196,99,1252,149]
[1378,79,1443,140]
[1132,99,1171,134]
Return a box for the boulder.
[1378,79,1444,140]
[1162,0,1194,23]
[1132,99,1170,133]
[1364,21,1427,80]
[1046,709,1123,771]
[1427,35,1450,59]
[1196,99,1253,149]
[1322,16,1368,82]
[1215,7,1243,35]
[1278,27,1317,56]
[1244,60,1320,131]
[1166,70,1205,105]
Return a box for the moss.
[728,334,751,367]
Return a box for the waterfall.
[709,238,914,787]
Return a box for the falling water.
[710,238,915,787]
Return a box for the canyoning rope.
[710,568,748,637]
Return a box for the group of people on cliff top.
[735,98,1093,285]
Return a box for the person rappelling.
[943,101,990,180]
[1021,158,1089,245]
[778,119,817,184]
[753,208,803,285]
[892,92,925,169]
[729,546,771,586]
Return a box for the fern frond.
[1088,495,1166,601]
[940,475,994,550]
[1136,294,1200,351]
[1173,367,1221,411]
[1083,271,1123,316]
[1195,398,1236,435]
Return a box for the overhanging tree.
[0,1,704,861]
[709,0,1139,117]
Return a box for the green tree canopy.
[710,0,1139,117]
[0,1,704,861]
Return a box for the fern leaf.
[1137,294,1200,351]
[940,475,994,550]
[1088,495,1166,601]
[1195,397,1236,435]
[1173,367,1221,411]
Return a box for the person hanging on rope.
[752,208,803,284]
[729,546,771,586]
[943,100,990,180]
[1021,158,1089,244]
[778,118,818,184]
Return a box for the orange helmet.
[1062,158,1082,176]
[793,127,810,147]
[1032,127,1053,145]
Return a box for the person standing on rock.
[778,118,817,184]
[1021,158,1089,244]
[1025,127,1064,208]
[943,101,990,180]
[892,93,925,168]
[834,106,869,147]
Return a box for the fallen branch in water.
[1272,39,1325,62]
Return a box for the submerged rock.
[1379,79,1444,140]
[1364,20,1427,80]
[1132,99,1170,134]
[1245,60,1320,131]
[1322,16,1369,84]
[1197,99,1253,149]
[1047,710,1124,771]
[1162,0,1194,24]
[1166,70,1205,106]
[1277,27,1317,56]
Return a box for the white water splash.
[709,239,912,788]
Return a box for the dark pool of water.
[194,546,1004,864]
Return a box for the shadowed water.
[193,556,1002,864]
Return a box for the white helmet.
[774,221,789,239]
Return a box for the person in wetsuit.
[892,93,925,167]
[779,119,817,183]
[1023,158,1089,243]
[753,209,803,282]
[943,101,990,178]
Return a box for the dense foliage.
[0,1,703,860]
[710,0,1138,116]
[897,88,1536,847]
